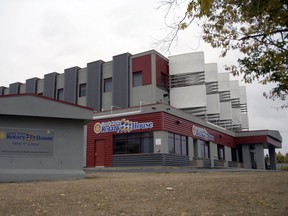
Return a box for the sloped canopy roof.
[235,130,282,148]
[0,94,93,120]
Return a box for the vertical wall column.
[44,72,58,98]
[26,77,39,94]
[224,146,232,162]
[9,82,22,94]
[193,139,200,159]
[269,147,277,170]
[255,144,265,169]
[112,53,131,108]
[64,67,80,104]
[188,137,194,161]
[153,131,168,153]
[0,87,7,95]
[210,142,217,167]
[87,60,104,111]
[242,145,252,168]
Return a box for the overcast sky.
[0,0,287,154]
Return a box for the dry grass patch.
[0,171,288,215]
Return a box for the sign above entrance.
[192,125,214,141]
[94,118,153,134]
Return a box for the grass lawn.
[1,171,288,215]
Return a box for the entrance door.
[94,140,105,166]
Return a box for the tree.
[276,151,285,163]
[275,151,288,163]
[158,0,288,105]
[285,153,288,163]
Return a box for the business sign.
[0,128,54,156]
[94,118,153,134]
[192,125,215,141]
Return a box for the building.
[87,103,281,169]
[0,94,93,182]
[0,50,282,170]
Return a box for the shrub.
[280,165,288,171]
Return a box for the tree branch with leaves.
[158,0,288,106]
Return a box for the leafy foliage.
[280,165,288,170]
[159,0,288,102]
[276,151,288,163]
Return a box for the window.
[57,88,64,100]
[133,71,142,87]
[168,132,188,155]
[113,132,153,154]
[161,73,167,89]
[79,83,86,97]
[200,140,210,159]
[217,145,225,160]
[104,78,112,92]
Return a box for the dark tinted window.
[104,78,112,92]
[133,71,142,87]
[79,83,86,97]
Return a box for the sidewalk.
[84,166,271,174]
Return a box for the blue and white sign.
[0,128,54,156]
[94,118,153,134]
[192,125,214,141]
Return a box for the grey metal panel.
[112,153,189,166]
[0,115,86,182]
[26,77,39,94]
[87,60,104,111]
[112,53,131,108]
[37,79,44,94]
[19,84,26,93]
[64,67,80,104]
[255,144,265,169]
[203,159,212,167]
[268,147,277,170]
[0,87,7,95]
[44,72,58,98]
[3,88,9,95]
[242,145,251,168]
[9,82,22,94]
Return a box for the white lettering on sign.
[192,125,214,141]
[94,118,153,134]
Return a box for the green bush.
[280,165,288,171]
[276,152,288,163]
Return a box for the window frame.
[200,140,210,159]
[160,72,167,89]
[132,71,143,87]
[113,132,153,155]
[79,83,87,97]
[168,132,188,155]
[104,78,112,92]
[57,88,64,100]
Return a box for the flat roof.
[0,94,93,120]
